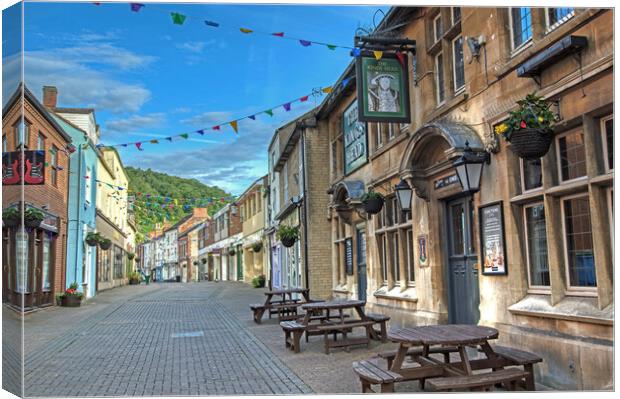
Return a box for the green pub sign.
[343,99,368,175]
[356,51,411,123]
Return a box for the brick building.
[237,175,268,283]
[314,6,612,390]
[174,208,210,282]
[2,85,72,310]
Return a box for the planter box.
[61,295,82,307]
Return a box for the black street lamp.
[394,179,413,212]
[452,141,491,194]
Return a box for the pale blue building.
[51,111,99,298]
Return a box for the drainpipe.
[73,143,83,288]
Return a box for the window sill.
[544,178,588,197]
[427,39,442,55]
[510,190,544,205]
[590,172,613,186]
[424,91,468,124]
[369,133,409,161]
[508,294,613,326]
[373,286,418,303]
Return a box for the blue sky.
[3,1,387,194]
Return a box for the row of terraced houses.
[2,85,138,310]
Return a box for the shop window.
[406,228,415,284]
[50,146,58,186]
[524,203,550,288]
[113,245,124,279]
[378,234,388,283]
[452,35,465,92]
[557,129,587,182]
[15,228,29,293]
[42,233,52,291]
[451,7,461,25]
[521,158,542,191]
[433,14,443,43]
[601,115,613,171]
[562,195,596,288]
[546,7,574,31]
[435,52,445,105]
[509,8,533,51]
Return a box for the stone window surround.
[510,106,614,312]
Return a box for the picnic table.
[300,299,375,354]
[250,288,310,323]
[353,324,541,392]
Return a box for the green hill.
[126,167,232,243]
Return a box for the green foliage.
[276,225,299,241]
[128,271,141,283]
[125,167,232,243]
[24,208,45,222]
[495,92,557,140]
[127,252,135,260]
[2,208,19,220]
[360,191,384,203]
[251,274,266,288]
[252,241,263,252]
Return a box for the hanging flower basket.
[360,191,384,215]
[252,242,263,252]
[24,208,44,228]
[99,237,112,250]
[277,225,299,248]
[228,247,236,256]
[58,282,83,307]
[494,92,557,160]
[2,208,20,227]
[127,252,135,260]
[85,232,100,247]
[201,258,207,264]
[506,128,554,159]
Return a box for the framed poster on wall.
[479,201,507,275]
[355,51,411,123]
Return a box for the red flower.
[520,121,527,129]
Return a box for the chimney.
[42,86,58,108]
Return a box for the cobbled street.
[4,281,424,397]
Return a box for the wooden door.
[446,196,480,325]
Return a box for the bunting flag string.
[97,85,332,150]
[96,3,357,54]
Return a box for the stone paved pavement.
[6,281,431,397]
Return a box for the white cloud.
[105,113,166,133]
[181,111,234,127]
[2,41,156,113]
[175,41,207,54]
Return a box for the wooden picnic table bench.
[250,288,310,324]
[478,345,543,390]
[378,345,459,369]
[352,360,403,393]
[317,320,374,354]
[425,368,529,391]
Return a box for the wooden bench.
[366,313,390,342]
[484,345,543,391]
[352,359,403,393]
[425,368,529,391]
[269,302,302,321]
[280,321,306,353]
[317,320,374,354]
[249,303,266,324]
[379,345,459,369]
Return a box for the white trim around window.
[508,7,533,54]
[451,7,461,26]
[555,128,588,184]
[520,157,543,194]
[433,14,442,43]
[452,35,465,93]
[545,7,575,32]
[435,52,445,106]
[560,193,597,296]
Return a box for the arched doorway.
[399,121,486,324]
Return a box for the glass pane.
[436,53,445,103]
[511,8,532,49]
[406,229,414,282]
[452,7,461,24]
[42,234,51,290]
[559,131,586,181]
[548,7,574,26]
[526,204,550,286]
[434,15,442,42]
[16,229,29,293]
[389,232,399,281]
[453,36,465,90]
[523,158,542,190]
[604,117,613,170]
[451,203,465,255]
[564,197,596,287]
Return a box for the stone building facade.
[316,6,612,390]
[2,85,72,310]
[204,204,242,281]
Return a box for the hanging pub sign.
[2,150,46,185]
[343,99,368,175]
[479,201,507,275]
[355,51,411,123]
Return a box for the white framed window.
[379,234,388,283]
[452,35,465,92]
[283,163,289,202]
[435,52,445,105]
[405,228,415,284]
[37,132,45,151]
[520,157,543,192]
[561,194,597,293]
[433,14,443,43]
[374,123,383,149]
[523,203,550,292]
[451,7,461,26]
[556,128,587,183]
[601,115,613,172]
[509,7,533,51]
[388,124,397,140]
[545,7,575,31]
